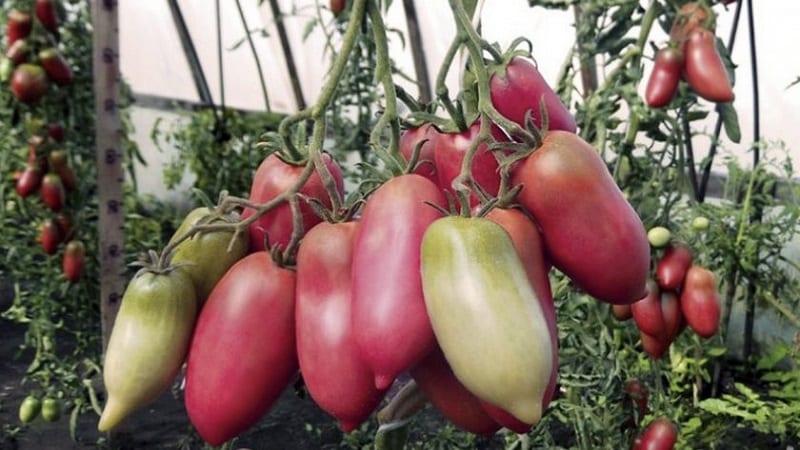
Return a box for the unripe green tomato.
[647,226,671,248]
[40,397,61,422]
[692,216,709,231]
[18,395,41,423]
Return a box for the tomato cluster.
[2,1,72,103]
[613,242,721,359]
[644,2,734,107]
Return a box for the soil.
[0,280,505,450]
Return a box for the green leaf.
[718,102,741,143]
[756,342,790,370]
[706,347,728,357]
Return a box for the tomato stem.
[367,1,401,158]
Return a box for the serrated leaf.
[718,102,741,143]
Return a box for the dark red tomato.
[242,153,343,252]
[47,123,65,142]
[62,240,85,283]
[489,57,576,133]
[645,47,684,108]
[185,253,297,446]
[40,173,65,211]
[683,28,734,103]
[55,212,73,241]
[330,0,345,16]
[410,346,500,435]
[16,163,42,197]
[483,207,557,409]
[399,123,438,182]
[669,2,711,45]
[34,0,59,33]
[48,150,77,191]
[511,131,650,304]
[295,221,386,432]
[679,265,720,338]
[5,39,30,66]
[632,280,664,337]
[10,63,48,104]
[434,121,504,206]
[640,329,668,360]
[40,219,62,255]
[612,303,633,321]
[625,378,649,425]
[351,174,446,389]
[661,290,683,344]
[634,418,678,450]
[6,10,32,46]
[38,48,72,86]
[655,243,693,291]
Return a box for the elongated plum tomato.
[296,222,386,432]
[398,123,438,183]
[655,243,693,291]
[489,57,576,133]
[421,217,556,425]
[185,253,297,446]
[634,418,679,450]
[645,47,684,108]
[410,346,500,435]
[511,131,650,304]
[679,265,720,339]
[168,207,248,304]
[62,240,85,283]
[98,268,197,431]
[631,280,664,337]
[434,121,504,206]
[351,174,446,390]
[242,153,343,252]
[683,28,734,103]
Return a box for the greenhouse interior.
[1,0,799,449]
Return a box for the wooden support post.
[92,0,126,352]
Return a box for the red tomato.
[679,265,720,338]
[632,281,664,337]
[47,123,65,142]
[40,173,65,211]
[511,131,650,304]
[242,153,343,252]
[6,10,32,46]
[295,221,386,432]
[34,0,59,33]
[634,418,679,450]
[410,346,500,435]
[660,290,683,344]
[625,378,649,426]
[645,47,684,108]
[479,401,530,433]
[40,219,62,255]
[612,304,633,321]
[330,0,345,16]
[10,63,48,104]
[5,39,31,66]
[640,329,668,360]
[62,240,85,283]
[655,243,693,291]
[185,253,297,446]
[16,163,42,197]
[489,57,576,133]
[434,121,504,206]
[398,123,438,182]
[683,28,734,103]
[351,174,446,389]
[38,48,72,86]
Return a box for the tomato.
[410,346,500,435]
[15,163,42,197]
[661,290,683,344]
[40,397,60,422]
[655,243,693,291]
[62,240,85,283]
[98,268,197,432]
[351,174,446,390]
[40,173,65,211]
[5,39,31,66]
[185,253,297,446]
[511,131,650,304]
[640,330,668,360]
[434,121,504,206]
[645,47,684,108]
[47,123,65,142]
[398,123,438,182]
[669,2,711,45]
[625,379,648,425]
[296,221,386,432]
[421,216,556,425]
[48,150,76,191]
[612,303,633,321]
[38,48,73,86]
[489,57,576,133]
[646,226,672,248]
[6,10,32,45]
[330,0,345,16]
[55,211,73,240]
[242,153,343,252]
[683,28,734,103]
[11,63,48,104]
[691,216,710,231]
[632,281,664,337]
[168,207,248,304]
[18,395,41,424]
[633,418,678,450]
[679,265,720,338]
[40,218,62,255]
[34,0,59,33]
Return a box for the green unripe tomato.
[647,226,671,248]
[692,216,709,231]
[18,395,41,423]
[40,397,61,422]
